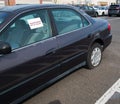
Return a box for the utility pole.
[40,0,42,4]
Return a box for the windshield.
[0,12,9,25]
[110,5,119,7]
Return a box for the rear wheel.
[95,12,98,17]
[86,43,102,69]
[102,12,105,16]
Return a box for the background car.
[75,5,98,17]
[0,4,112,104]
[94,6,108,16]
[108,4,120,16]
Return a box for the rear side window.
[88,6,94,10]
[51,9,90,35]
[82,6,88,10]
[110,5,120,9]
[110,5,119,7]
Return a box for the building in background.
[91,0,116,6]
[43,0,53,4]
[16,0,41,4]
[0,0,42,6]
[52,0,116,5]
[0,0,118,6]
[0,0,5,7]
[0,0,15,6]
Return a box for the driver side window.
[0,10,52,50]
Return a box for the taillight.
[108,23,111,31]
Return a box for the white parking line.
[95,78,120,104]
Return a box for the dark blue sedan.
[0,4,112,104]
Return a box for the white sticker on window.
[27,18,43,29]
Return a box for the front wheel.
[95,12,98,17]
[102,12,105,16]
[86,43,102,69]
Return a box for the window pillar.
[5,0,16,6]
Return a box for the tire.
[117,14,120,17]
[102,12,105,16]
[108,14,111,17]
[86,43,102,69]
[95,12,98,17]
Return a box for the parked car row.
[74,5,98,17]
[74,4,120,17]
[74,5,109,17]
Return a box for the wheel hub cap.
[91,47,102,67]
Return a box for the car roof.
[0,4,74,13]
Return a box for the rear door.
[51,8,91,72]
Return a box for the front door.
[0,9,58,98]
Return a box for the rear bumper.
[103,33,112,49]
[108,10,120,15]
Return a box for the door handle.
[46,48,56,55]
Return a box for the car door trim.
[12,37,57,52]
[55,23,92,37]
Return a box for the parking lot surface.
[24,16,120,104]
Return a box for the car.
[0,4,112,104]
[75,5,98,17]
[108,4,120,16]
[94,6,108,16]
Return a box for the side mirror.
[0,41,11,54]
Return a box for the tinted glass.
[0,10,52,49]
[110,5,120,9]
[82,17,90,27]
[110,5,119,7]
[52,9,89,35]
[0,12,9,24]
[88,6,93,10]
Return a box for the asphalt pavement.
[24,16,120,104]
